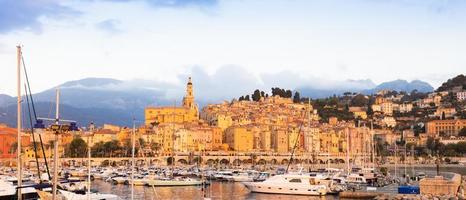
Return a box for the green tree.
[351,94,368,107]
[9,142,17,154]
[66,136,88,158]
[167,157,175,165]
[367,104,374,116]
[459,128,466,137]
[252,89,261,101]
[293,91,300,103]
[426,137,444,156]
[150,143,161,152]
[244,95,250,101]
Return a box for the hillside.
[437,74,466,92]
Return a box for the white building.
[457,91,466,101]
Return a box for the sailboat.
[13,46,118,200]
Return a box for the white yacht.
[232,172,253,182]
[59,189,119,200]
[111,176,128,184]
[243,174,328,196]
[232,171,259,182]
[0,180,39,200]
[214,170,234,181]
[94,168,114,180]
[345,173,367,184]
[145,177,203,186]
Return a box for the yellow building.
[90,129,117,146]
[224,125,254,152]
[145,77,199,125]
[287,126,301,152]
[271,127,288,153]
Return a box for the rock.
[421,196,430,200]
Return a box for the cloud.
[0,0,78,33]
[145,0,217,7]
[95,19,122,34]
[366,0,465,14]
[103,0,218,8]
[177,65,261,103]
[173,65,378,103]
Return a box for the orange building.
[0,124,31,158]
[426,119,466,137]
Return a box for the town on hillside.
[1,75,466,167]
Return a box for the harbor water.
[91,180,338,200]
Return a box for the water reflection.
[91,180,338,200]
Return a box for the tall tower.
[183,77,195,109]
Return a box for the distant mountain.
[0,102,136,127]
[0,94,14,107]
[0,78,175,127]
[437,74,466,92]
[363,79,434,94]
[0,77,435,127]
[32,77,166,110]
[298,79,434,98]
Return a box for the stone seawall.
[419,174,461,196]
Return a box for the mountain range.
[0,77,434,127]
[298,79,433,98]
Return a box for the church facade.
[144,77,199,125]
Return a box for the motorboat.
[213,170,234,181]
[0,180,39,200]
[145,177,203,187]
[243,174,328,196]
[232,170,259,182]
[111,176,128,184]
[59,189,119,200]
[345,173,367,185]
[94,168,114,180]
[253,172,271,182]
[232,172,253,182]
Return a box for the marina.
[0,162,465,199]
[1,5,466,199]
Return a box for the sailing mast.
[16,45,23,200]
[131,118,136,200]
[88,123,94,200]
[371,121,375,169]
[171,100,176,176]
[345,127,350,175]
[52,88,60,200]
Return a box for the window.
[289,179,302,183]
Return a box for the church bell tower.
[183,77,195,109]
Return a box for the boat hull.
[145,180,203,187]
[243,182,327,196]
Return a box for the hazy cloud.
[176,65,261,103]
[103,0,218,8]
[145,0,217,7]
[0,0,78,33]
[95,19,122,34]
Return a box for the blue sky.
[1,0,465,96]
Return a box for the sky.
[0,0,465,96]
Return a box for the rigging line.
[21,55,37,120]
[24,84,41,180]
[21,54,51,181]
[285,107,308,173]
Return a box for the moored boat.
[243,174,328,196]
[145,177,203,187]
